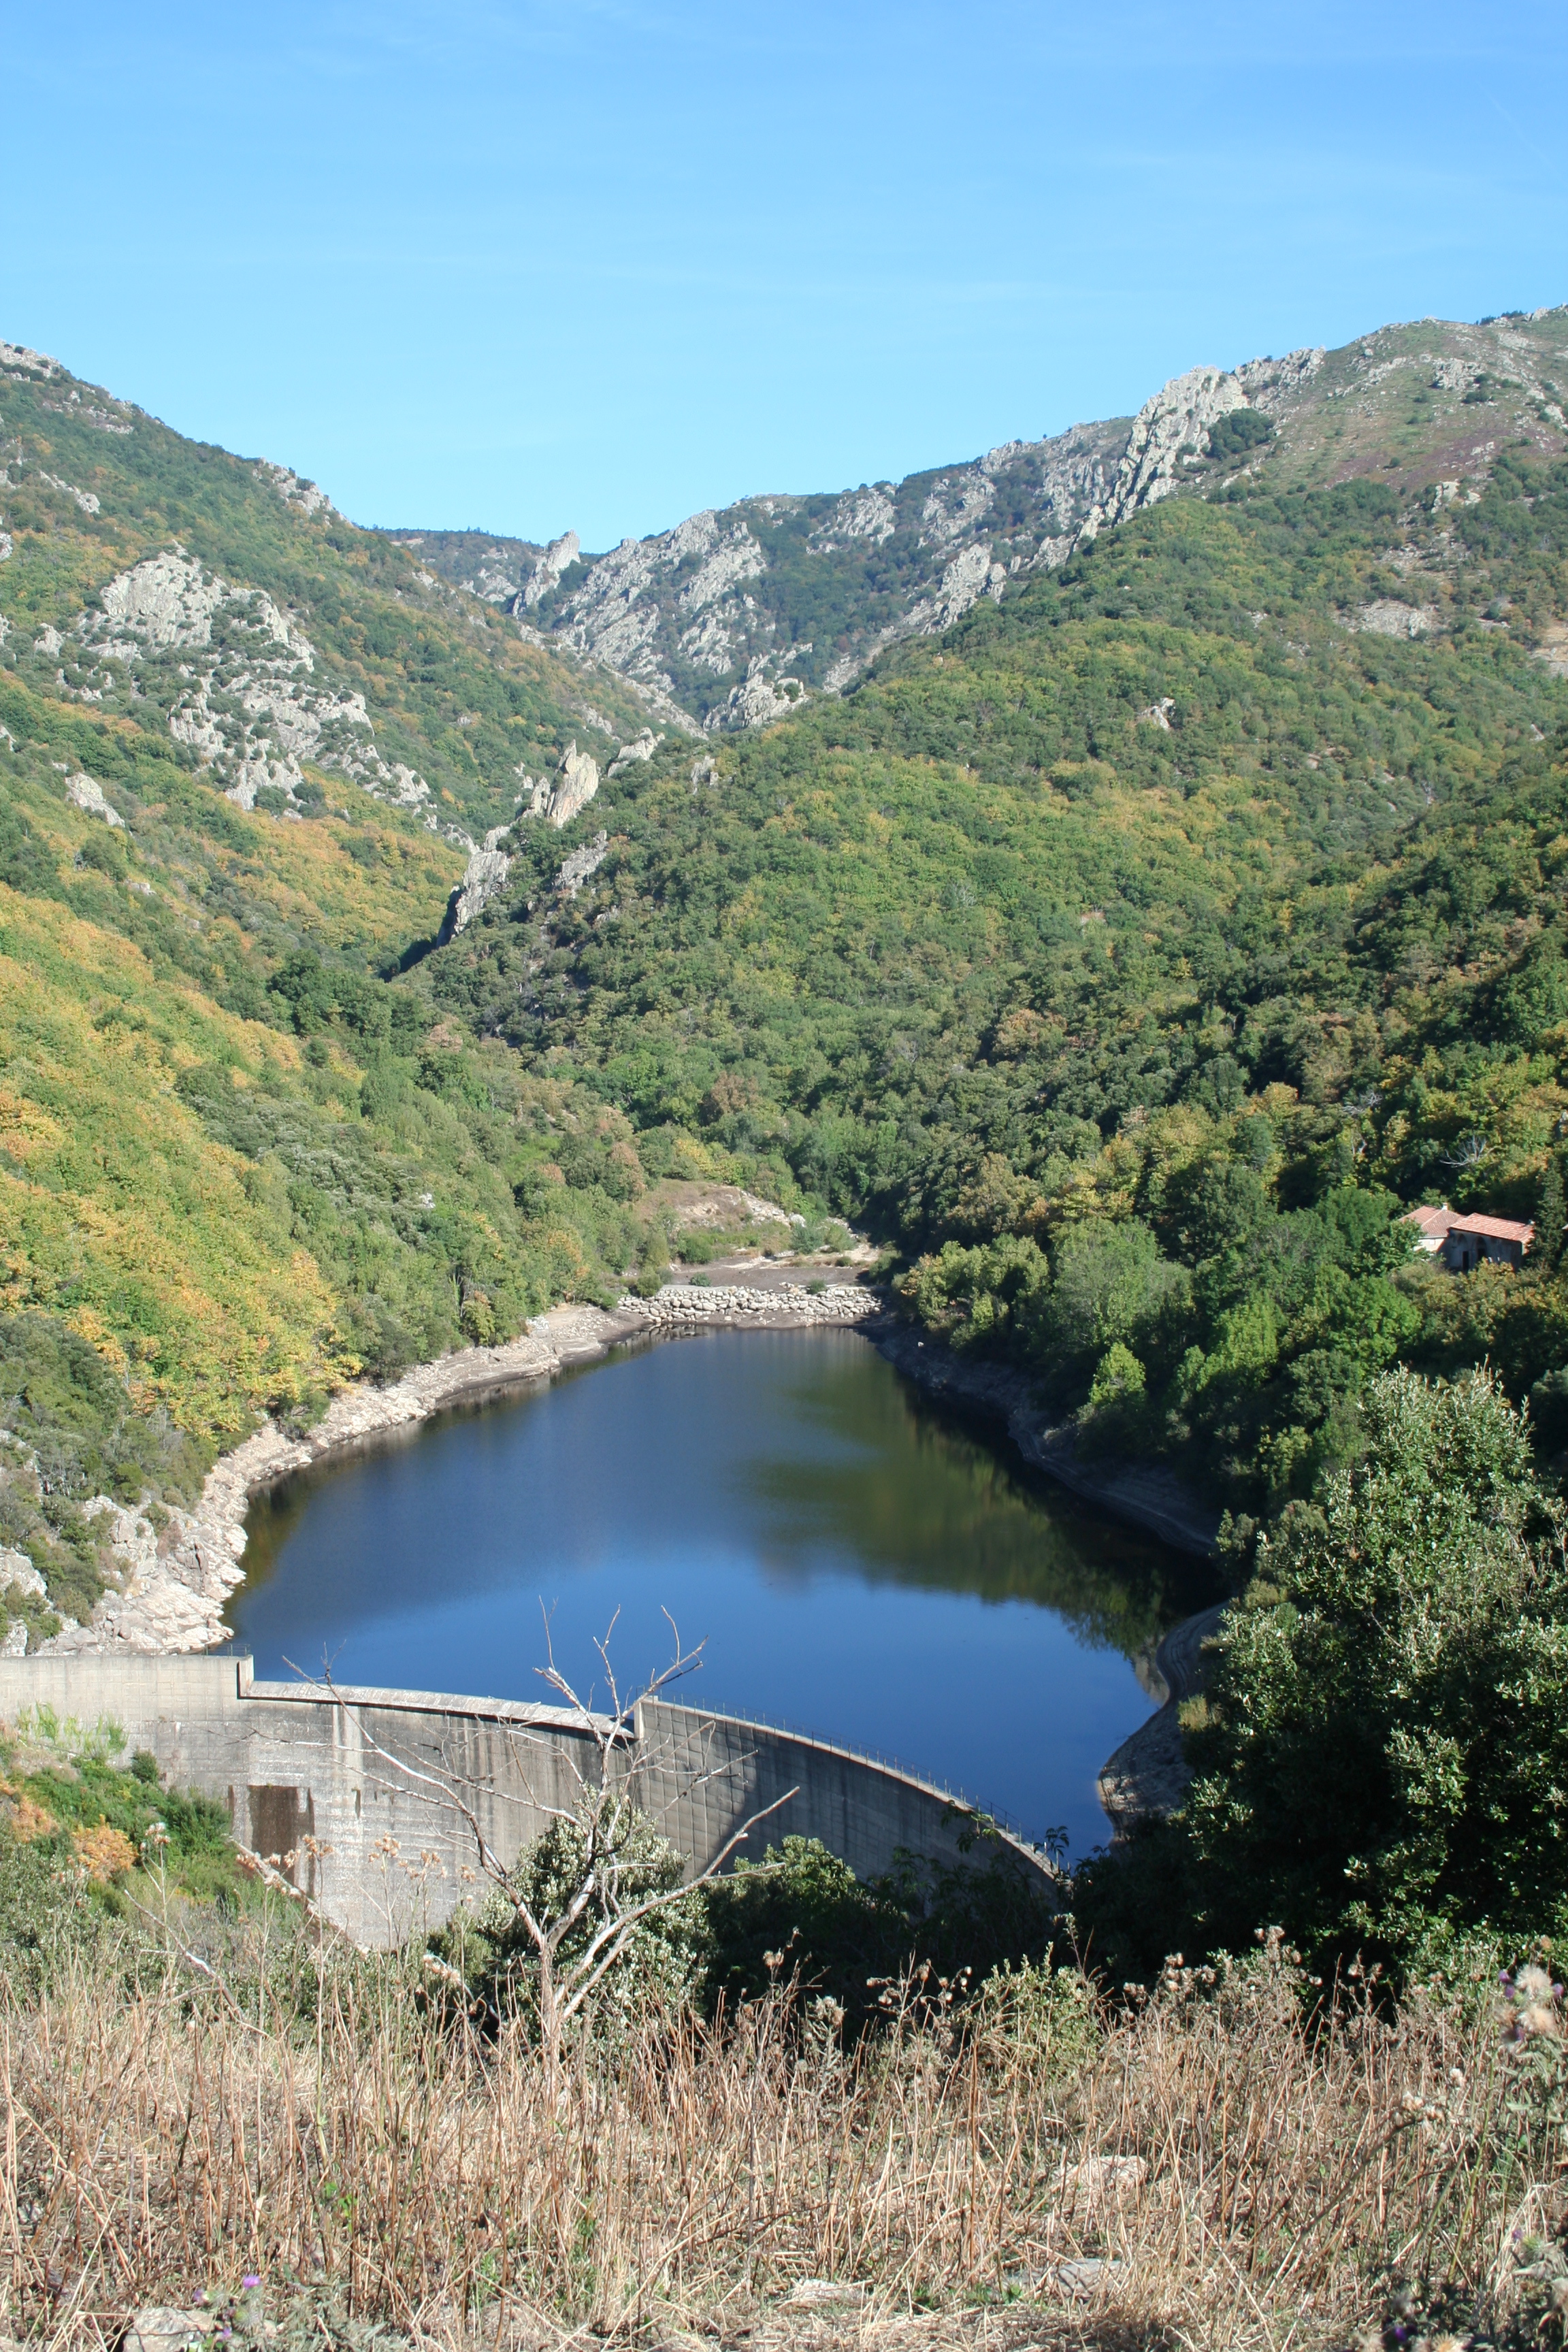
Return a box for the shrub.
[1077,1367,1568,1986]
[439,1805,707,2034]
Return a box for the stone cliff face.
[1077,352,1322,540]
[39,547,445,826]
[441,839,512,939]
[393,308,1567,736]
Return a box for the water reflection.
[738,1350,1184,1654]
[235,1329,1215,1858]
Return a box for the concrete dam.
[0,1656,1052,1946]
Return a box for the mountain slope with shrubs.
[407,306,1568,728]
[432,419,1568,1511]
[2,310,1568,1642]
[0,342,730,1637]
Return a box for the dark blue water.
[235,1328,1210,1859]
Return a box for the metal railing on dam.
[0,1656,1053,1947]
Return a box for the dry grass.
[0,1923,1558,2351]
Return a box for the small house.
[1404,1204,1458,1255]
[1401,1203,1534,1273]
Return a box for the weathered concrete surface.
[634,1698,1027,1889]
[0,1655,1051,1947]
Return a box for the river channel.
[234,1327,1214,1860]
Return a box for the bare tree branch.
[283,1619,797,2074]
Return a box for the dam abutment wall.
[0,1657,1050,1946]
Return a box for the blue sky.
[6,1,1564,549]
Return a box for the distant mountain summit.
[390,308,1567,732]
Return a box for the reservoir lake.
[235,1327,1214,1861]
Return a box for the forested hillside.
[2,312,1568,1648]
[434,429,1568,1509]
[0,342,690,1537]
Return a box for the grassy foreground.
[3,1718,1564,2351]
[2,1881,1563,2349]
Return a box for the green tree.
[1171,1368,1568,1978]
[1537,1156,1567,1273]
[1049,1220,1186,1367]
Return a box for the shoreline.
[1094,1601,1227,1828]
[860,1320,1225,1827]
[38,1279,1224,1826]
[38,1283,879,1658]
[864,1320,1220,1559]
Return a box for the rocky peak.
[519,740,601,828]
[386,312,1564,739]
[258,460,334,518]
[0,342,60,378]
[524,529,580,608]
[1079,363,1254,540]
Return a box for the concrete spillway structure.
[0,1656,1050,1946]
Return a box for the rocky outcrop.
[1096,1601,1228,1826]
[440,842,511,938]
[47,549,440,825]
[1078,363,1255,541]
[257,461,333,517]
[65,774,123,826]
[519,740,602,826]
[355,314,1568,734]
[0,342,60,378]
[606,726,659,776]
[1,1552,48,1654]
[1356,598,1439,638]
[43,1494,251,1656]
[37,470,99,515]
[523,529,579,608]
[702,662,806,732]
[811,486,896,549]
[532,739,599,827]
[557,829,608,897]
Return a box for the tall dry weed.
[1,1921,1558,2349]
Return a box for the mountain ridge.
[392,306,1567,731]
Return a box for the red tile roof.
[1403,1205,1457,1237]
[1447,1213,1535,1245]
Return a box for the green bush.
[1075,1367,1568,1987]
[704,1831,1060,2032]
[437,1804,706,2033]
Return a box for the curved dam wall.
[0,1656,1050,1947]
